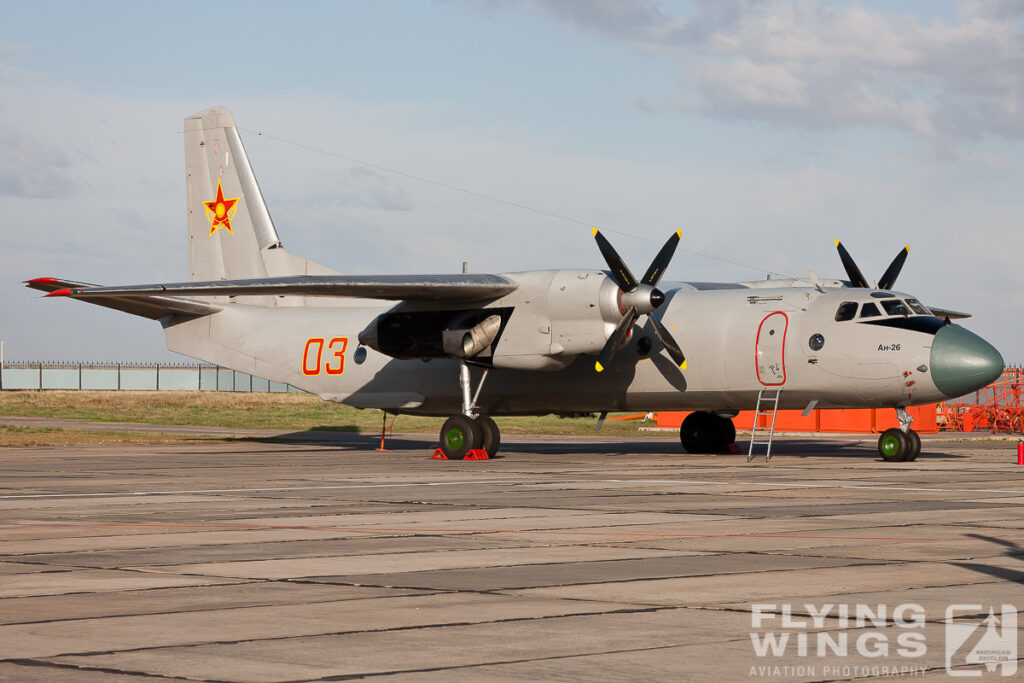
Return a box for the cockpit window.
[835,302,858,322]
[905,298,930,315]
[881,299,911,316]
[860,303,882,318]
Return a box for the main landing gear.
[680,411,736,454]
[877,407,921,462]
[437,362,501,460]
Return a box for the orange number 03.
[302,337,348,376]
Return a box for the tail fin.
[184,107,335,288]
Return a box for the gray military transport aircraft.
[27,107,1004,463]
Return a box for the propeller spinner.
[835,239,909,290]
[592,228,687,373]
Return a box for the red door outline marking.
[755,311,788,386]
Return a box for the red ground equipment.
[938,366,1023,434]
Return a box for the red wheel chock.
[432,448,489,460]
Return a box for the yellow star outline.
[204,180,240,235]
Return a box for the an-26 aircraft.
[27,107,1004,463]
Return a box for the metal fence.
[0,362,297,393]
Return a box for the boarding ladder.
[747,388,782,463]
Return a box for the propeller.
[835,240,910,290]
[592,228,686,373]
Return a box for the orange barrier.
[656,404,938,434]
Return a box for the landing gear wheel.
[878,428,911,462]
[904,429,921,462]
[681,411,725,454]
[475,415,501,457]
[719,416,736,445]
[439,415,481,460]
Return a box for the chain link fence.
[0,361,296,393]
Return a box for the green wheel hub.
[445,427,465,451]
[879,434,901,458]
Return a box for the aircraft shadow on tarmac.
[766,439,966,460]
[953,534,1024,585]
[226,432,965,459]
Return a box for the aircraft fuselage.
[163,271,999,416]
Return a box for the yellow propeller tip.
[834,238,840,247]
[592,227,599,236]
[680,360,687,370]
[675,229,682,238]
[905,245,910,252]
[595,361,604,372]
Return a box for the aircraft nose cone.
[930,325,1004,398]
[650,288,665,309]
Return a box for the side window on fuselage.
[860,303,882,318]
[835,302,858,321]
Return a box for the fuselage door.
[755,311,788,386]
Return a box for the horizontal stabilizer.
[25,278,222,320]
[35,274,519,303]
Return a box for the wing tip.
[24,277,58,285]
[44,288,73,297]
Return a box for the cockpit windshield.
[905,298,930,315]
[833,297,933,321]
[881,299,911,316]
[860,302,882,318]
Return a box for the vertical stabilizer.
[184,107,336,299]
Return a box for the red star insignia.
[204,180,240,235]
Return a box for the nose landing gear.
[878,407,921,462]
[436,362,501,460]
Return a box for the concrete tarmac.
[1,432,1023,681]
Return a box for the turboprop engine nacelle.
[357,270,652,369]
[488,270,629,371]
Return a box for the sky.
[1,0,1022,363]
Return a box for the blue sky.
[1,0,1022,362]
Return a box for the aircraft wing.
[25,278,222,320]
[33,274,519,303]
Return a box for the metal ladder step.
[747,388,782,463]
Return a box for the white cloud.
[697,58,808,109]
[512,0,1024,145]
[0,125,80,197]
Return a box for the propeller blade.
[595,306,637,372]
[593,228,638,292]
[650,315,687,370]
[877,245,909,290]
[641,230,682,287]
[835,239,870,288]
